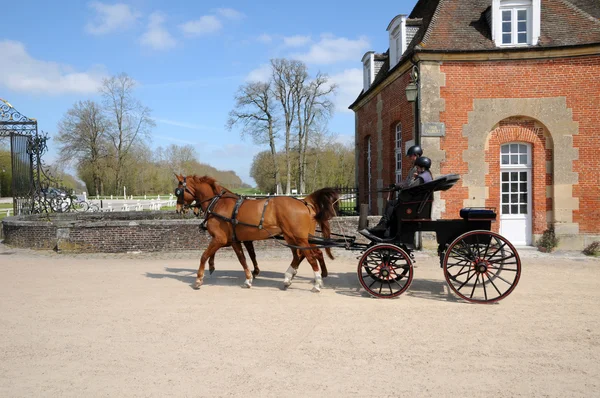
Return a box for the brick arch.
[452,97,579,237]
[484,120,552,234]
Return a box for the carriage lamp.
[405,81,418,102]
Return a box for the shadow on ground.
[146,267,465,302]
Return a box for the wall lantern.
[405,81,418,102]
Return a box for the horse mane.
[189,175,234,195]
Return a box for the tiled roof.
[419,0,600,51]
[350,0,600,108]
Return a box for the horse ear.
[174,173,181,181]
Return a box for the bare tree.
[296,72,336,193]
[227,81,282,194]
[56,100,109,196]
[271,59,307,194]
[101,73,155,194]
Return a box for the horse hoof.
[252,269,260,278]
[209,267,215,275]
[243,279,252,288]
[283,279,292,287]
[311,285,321,293]
[192,283,202,290]
[321,270,328,278]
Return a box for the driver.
[367,145,423,234]
[365,155,433,237]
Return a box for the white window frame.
[367,136,372,211]
[492,0,540,47]
[395,123,402,184]
[361,52,375,91]
[500,142,532,216]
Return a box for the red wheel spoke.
[358,244,413,299]
[443,230,521,303]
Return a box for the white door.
[500,143,532,245]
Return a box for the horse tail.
[305,187,338,260]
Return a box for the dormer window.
[362,51,375,91]
[492,0,540,47]
[387,15,407,70]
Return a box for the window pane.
[502,21,511,33]
[502,154,509,164]
[520,171,527,181]
[518,33,527,43]
[511,183,518,191]
[502,204,510,214]
[511,205,518,214]
[519,144,527,153]
[520,182,527,191]
[517,9,527,20]
[502,183,509,193]
[502,10,511,21]
[518,21,527,32]
[511,172,518,180]
[510,143,518,152]
[501,145,509,153]
[511,154,518,164]
[519,155,527,164]
[511,194,518,202]
[502,194,509,203]
[503,34,511,44]
[502,173,509,181]
[520,193,527,203]
[520,204,527,214]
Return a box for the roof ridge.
[418,0,446,47]
[558,0,600,25]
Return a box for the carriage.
[175,174,521,303]
[337,173,522,303]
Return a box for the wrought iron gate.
[0,98,42,215]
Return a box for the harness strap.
[200,192,272,241]
[231,196,244,242]
[258,197,270,229]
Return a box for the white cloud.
[85,2,140,35]
[140,12,177,50]
[0,40,106,95]
[245,64,271,83]
[180,15,222,37]
[292,34,370,65]
[328,68,363,113]
[283,35,311,47]
[256,33,273,44]
[216,8,245,20]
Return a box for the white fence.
[99,199,176,212]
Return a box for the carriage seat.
[395,174,460,221]
[459,207,497,221]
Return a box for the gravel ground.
[0,243,599,397]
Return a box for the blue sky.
[1,0,416,185]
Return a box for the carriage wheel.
[443,230,521,304]
[357,244,414,299]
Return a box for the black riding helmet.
[407,145,423,157]
[414,156,431,169]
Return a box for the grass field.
[0,203,12,221]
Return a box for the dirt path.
[0,244,599,397]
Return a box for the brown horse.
[174,174,260,277]
[177,175,338,292]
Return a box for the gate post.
[358,203,369,230]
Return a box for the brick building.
[349,0,600,248]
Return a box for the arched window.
[394,123,402,184]
[364,135,372,211]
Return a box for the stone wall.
[1,212,382,253]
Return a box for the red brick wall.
[438,56,600,232]
[355,72,415,213]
